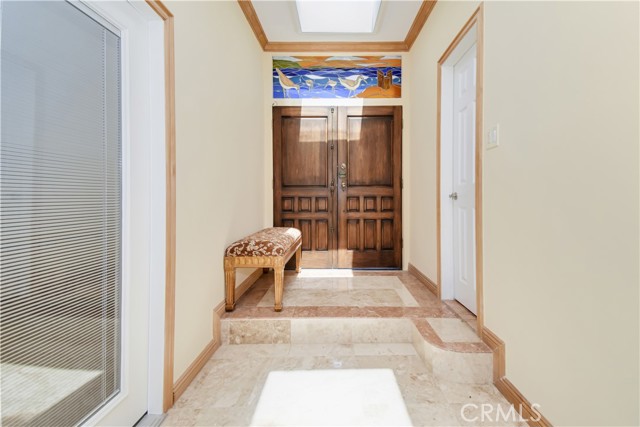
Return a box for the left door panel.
[273,107,337,268]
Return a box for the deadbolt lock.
[337,163,347,179]
[338,163,347,191]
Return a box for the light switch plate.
[487,125,499,150]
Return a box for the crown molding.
[238,0,437,53]
[238,0,269,49]
[405,0,437,49]
[264,41,408,52]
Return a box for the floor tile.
[427,318,482,343]
[165,271,514,427]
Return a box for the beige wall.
[169,0,265,379]
[482,2,639,425]
[409,1,639,425]
[407,0,480,280]
[168,0,639,419]
[262,53,412,268]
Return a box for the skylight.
[295,0,382,33]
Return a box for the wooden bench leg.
[225,266,236,312]
[295,246,302,273]
[274,266,284,312]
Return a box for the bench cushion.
[225,227,301,257]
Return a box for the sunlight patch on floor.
[291,269,355,278]
[258,276,419,308]
[1,363,102,425]
[250,369,412,426]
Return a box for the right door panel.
[337,106,402,268]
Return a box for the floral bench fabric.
[225,227,302,257]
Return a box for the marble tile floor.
[223,271,485,355]
[163,343,524,427]
[226,272,475,325]
[163,271,523,426]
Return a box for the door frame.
[142,1,177,413]
[67,0,175,422]
[436,5,485,334]
[272,106,402,269]
[84,0,176,418]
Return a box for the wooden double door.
[273,106,402,269]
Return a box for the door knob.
[338,163,347,179]
[449,192,458,200]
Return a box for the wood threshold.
[407,263,438,297]
[237,0,437,53]
[145,0,176,413]
[436,4,485,338]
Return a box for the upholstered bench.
[224,227,302,312]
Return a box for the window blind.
[1,1,122,426]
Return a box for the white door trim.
[74,0,167,424]
[436,5,485,332]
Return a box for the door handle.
[337,163,347,179]
[449,192,458,200]
[338,163,347,191]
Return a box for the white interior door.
[451,43,477,314]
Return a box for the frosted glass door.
[1,2,122,425]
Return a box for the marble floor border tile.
[427,318,483,343]
[222,304,460,320]
[412,318,490,354]
[444,299,478,321]
[224,270,462,319]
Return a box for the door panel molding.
[337,106,402,269]
[274,107,337,268]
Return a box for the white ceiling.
[251,0,424,43]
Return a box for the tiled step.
[220,317,493,384]
[222,318,413,345]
